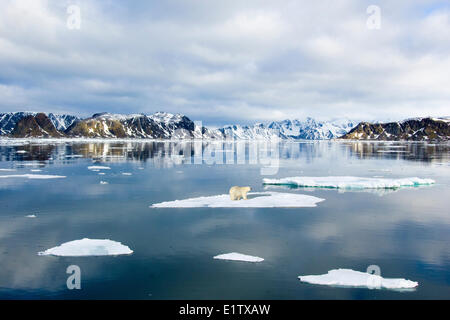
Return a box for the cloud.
[0,0,449,125]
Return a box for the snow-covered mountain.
[0,112,80,135]
[341,117,450,141]
[0,111,358,140]
[218,118,357,140]
[64,112,223,139]
[4,111,446,141]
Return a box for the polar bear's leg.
[243,193,248,200]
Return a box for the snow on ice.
[298,269,418,289]
[38,238,133,256]
[150,192,324,208]
[263,176,435,189]
[214,252,264,263]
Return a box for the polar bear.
[229,186,251,201]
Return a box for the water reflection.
[0,140,448,165]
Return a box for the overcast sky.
[0,0,449,126]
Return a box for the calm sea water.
[0,140,449,299]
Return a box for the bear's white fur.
[229,186,251,201]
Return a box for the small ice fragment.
[122,173,132,176]
[0,174,66,180]
[38,238,133,256]
[26,214,37,218]
[214,252,264,263]
[88,166,111,170]
[100,181,108,185]
[98,172,105,175]
[16,150,28,154]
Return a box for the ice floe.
[38,238,133,256]
[263,176,435,189]
[88,166,111,170]
[0,169,16,172]
[298,269,418,290]
[100,181,108,185]
[0,174,66,179]
[65,155,83,158]
[30,169,42,172]
[25,214,37,218]
[150,192,324,208]
[214,252,264,263]
[122,172,132,176]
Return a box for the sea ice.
[25,214,37,218]
[87,166,111,170]
[0,169,16,172]
[150,192,324,208]
[38,238,133,256]
[298,269,418,289]
[214,252,264,263]
[263,176,435,189]
[30,169,42,172]
[65,155,83,158]
[100,181,108,185]
[122,172,132,176]
[0,174,66,179]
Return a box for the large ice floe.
[298,269,418,290]
[38,238,133,256]
[150,192,324,208]
[263,176,435,190]
[0,174,66,179]
[214,252,264,263]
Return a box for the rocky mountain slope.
[10,113,64,138]
[0,112,79,135]
[340,117,450,141]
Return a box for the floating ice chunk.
[30,169,42,172]
[98,172,105,175]
[25,214,37,218]
[0,174,66,179]
[38,238,133,256]
[100,181,108,185]
[214,252,264,263]
[122,172,132,176]
[368,169,392,172]
[16,150,28,154]
[65,155,83,158]
[263,176,435,189]
[0,169,16,172]
[88,166,111,170]
[150,192,324,208]
[298,269,418,290]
